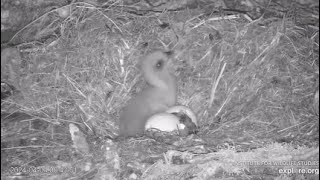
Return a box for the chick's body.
[119,51,177,136]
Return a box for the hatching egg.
[166,105,197,125]
[145,112,185,132]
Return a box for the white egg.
[145,112,185,132]
[166,105,197,125]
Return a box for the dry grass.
[1,1,319,179]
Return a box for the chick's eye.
[156,60,164,69]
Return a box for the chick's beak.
[166,55,176,75]
[164,50,174,57]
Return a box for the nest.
[1,0,319,179]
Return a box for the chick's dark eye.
[156,59,164,69]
